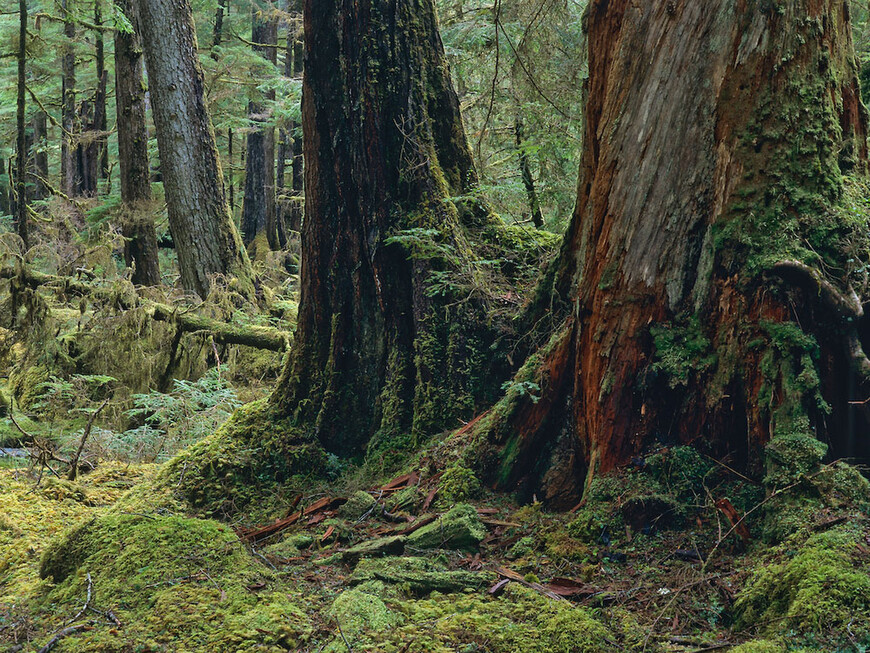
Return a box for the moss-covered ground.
[2,436,868,652]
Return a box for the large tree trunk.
[270,0,494,456]
[241,2,278,254]
[135,0,254,299]
[478,0,870,508]
[115,0,160,286]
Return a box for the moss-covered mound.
[38,512,312,652]
[735,524,870,648]
[327,581,638,652]
[120,398,334,520]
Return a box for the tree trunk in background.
[515,117,544,229]
[95,0,109,181]
[241,2,278,254]
[479,0,870,508]
[213,0,227,52]
[135,0,254,299]
[60,0,76,197]
[76,99,98,196]
[276,0,303,238]
[270,0,494,457]
[16,0,28,248]
[115,0,160,286]
[29,112,49,201]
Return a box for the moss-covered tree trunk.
[479,0,870,507]
[135,0,254,299]
[270,0,497,456]
[115,0,161,286]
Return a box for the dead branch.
[68,399,109,481]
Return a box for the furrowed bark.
[479,0,870,507]
[135,0,255,299]
[115,0,161,286]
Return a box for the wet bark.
[115,0,160,286]
[135,0,254,299]
[241,2,278,253]
[481,0,870,507]
[271,0,492,456]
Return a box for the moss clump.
[350,556,494,595]
[125,398,333,520]
[38,512,313,651]
[438,462,481,504]
[650,316,717,388]
[39,478,91,505]
[338,490,378,521]
[407,503,486,551]
[645,446,715,501]
[329,587,403,643]
[735,527,870,647]
[764,420,827,489]
[384,583,622,652]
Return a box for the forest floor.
[1,444,868,653]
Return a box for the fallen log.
[0,266,290,352]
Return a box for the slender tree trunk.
[271,0,494,456]
[115,0,160,286]
[479,0,870,507]
[213,0,227,52]
[135,0,254,299]
[515,117,544,229]
[95,0,109,181]
[16,0,28,248]
[241,2,278,253]
[29,112,49,201]
[60,0,76,197]
[228,128,235,213]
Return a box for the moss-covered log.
[477,0,870,507]
[0,267,290,352]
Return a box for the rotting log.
[0,267,290,352]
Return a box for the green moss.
[439,463,481,504]
[39,478,91,505]
[338,490,378,521]
[329,587,403,641]
[645,446,715,501]
[123,398,331,520]
[763,419,827,489]
[650,316,717,388]
[350,556,494,595]
[735,527,870,646]
[406,503,486,551]
[36,511,313,651]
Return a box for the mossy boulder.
[38,512,313,651]
[338,490,377,521]
[734,527,870,647]
[350,556,494,595]
[407,503,486,551]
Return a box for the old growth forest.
[2,0,870,651]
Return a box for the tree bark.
[270,0,493,456]
[241,2,278,254]
[135,0,254,299]
[479,0,870,507]
[60,0,77,198]
[16,0,28,248]
[115,0,161,286]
